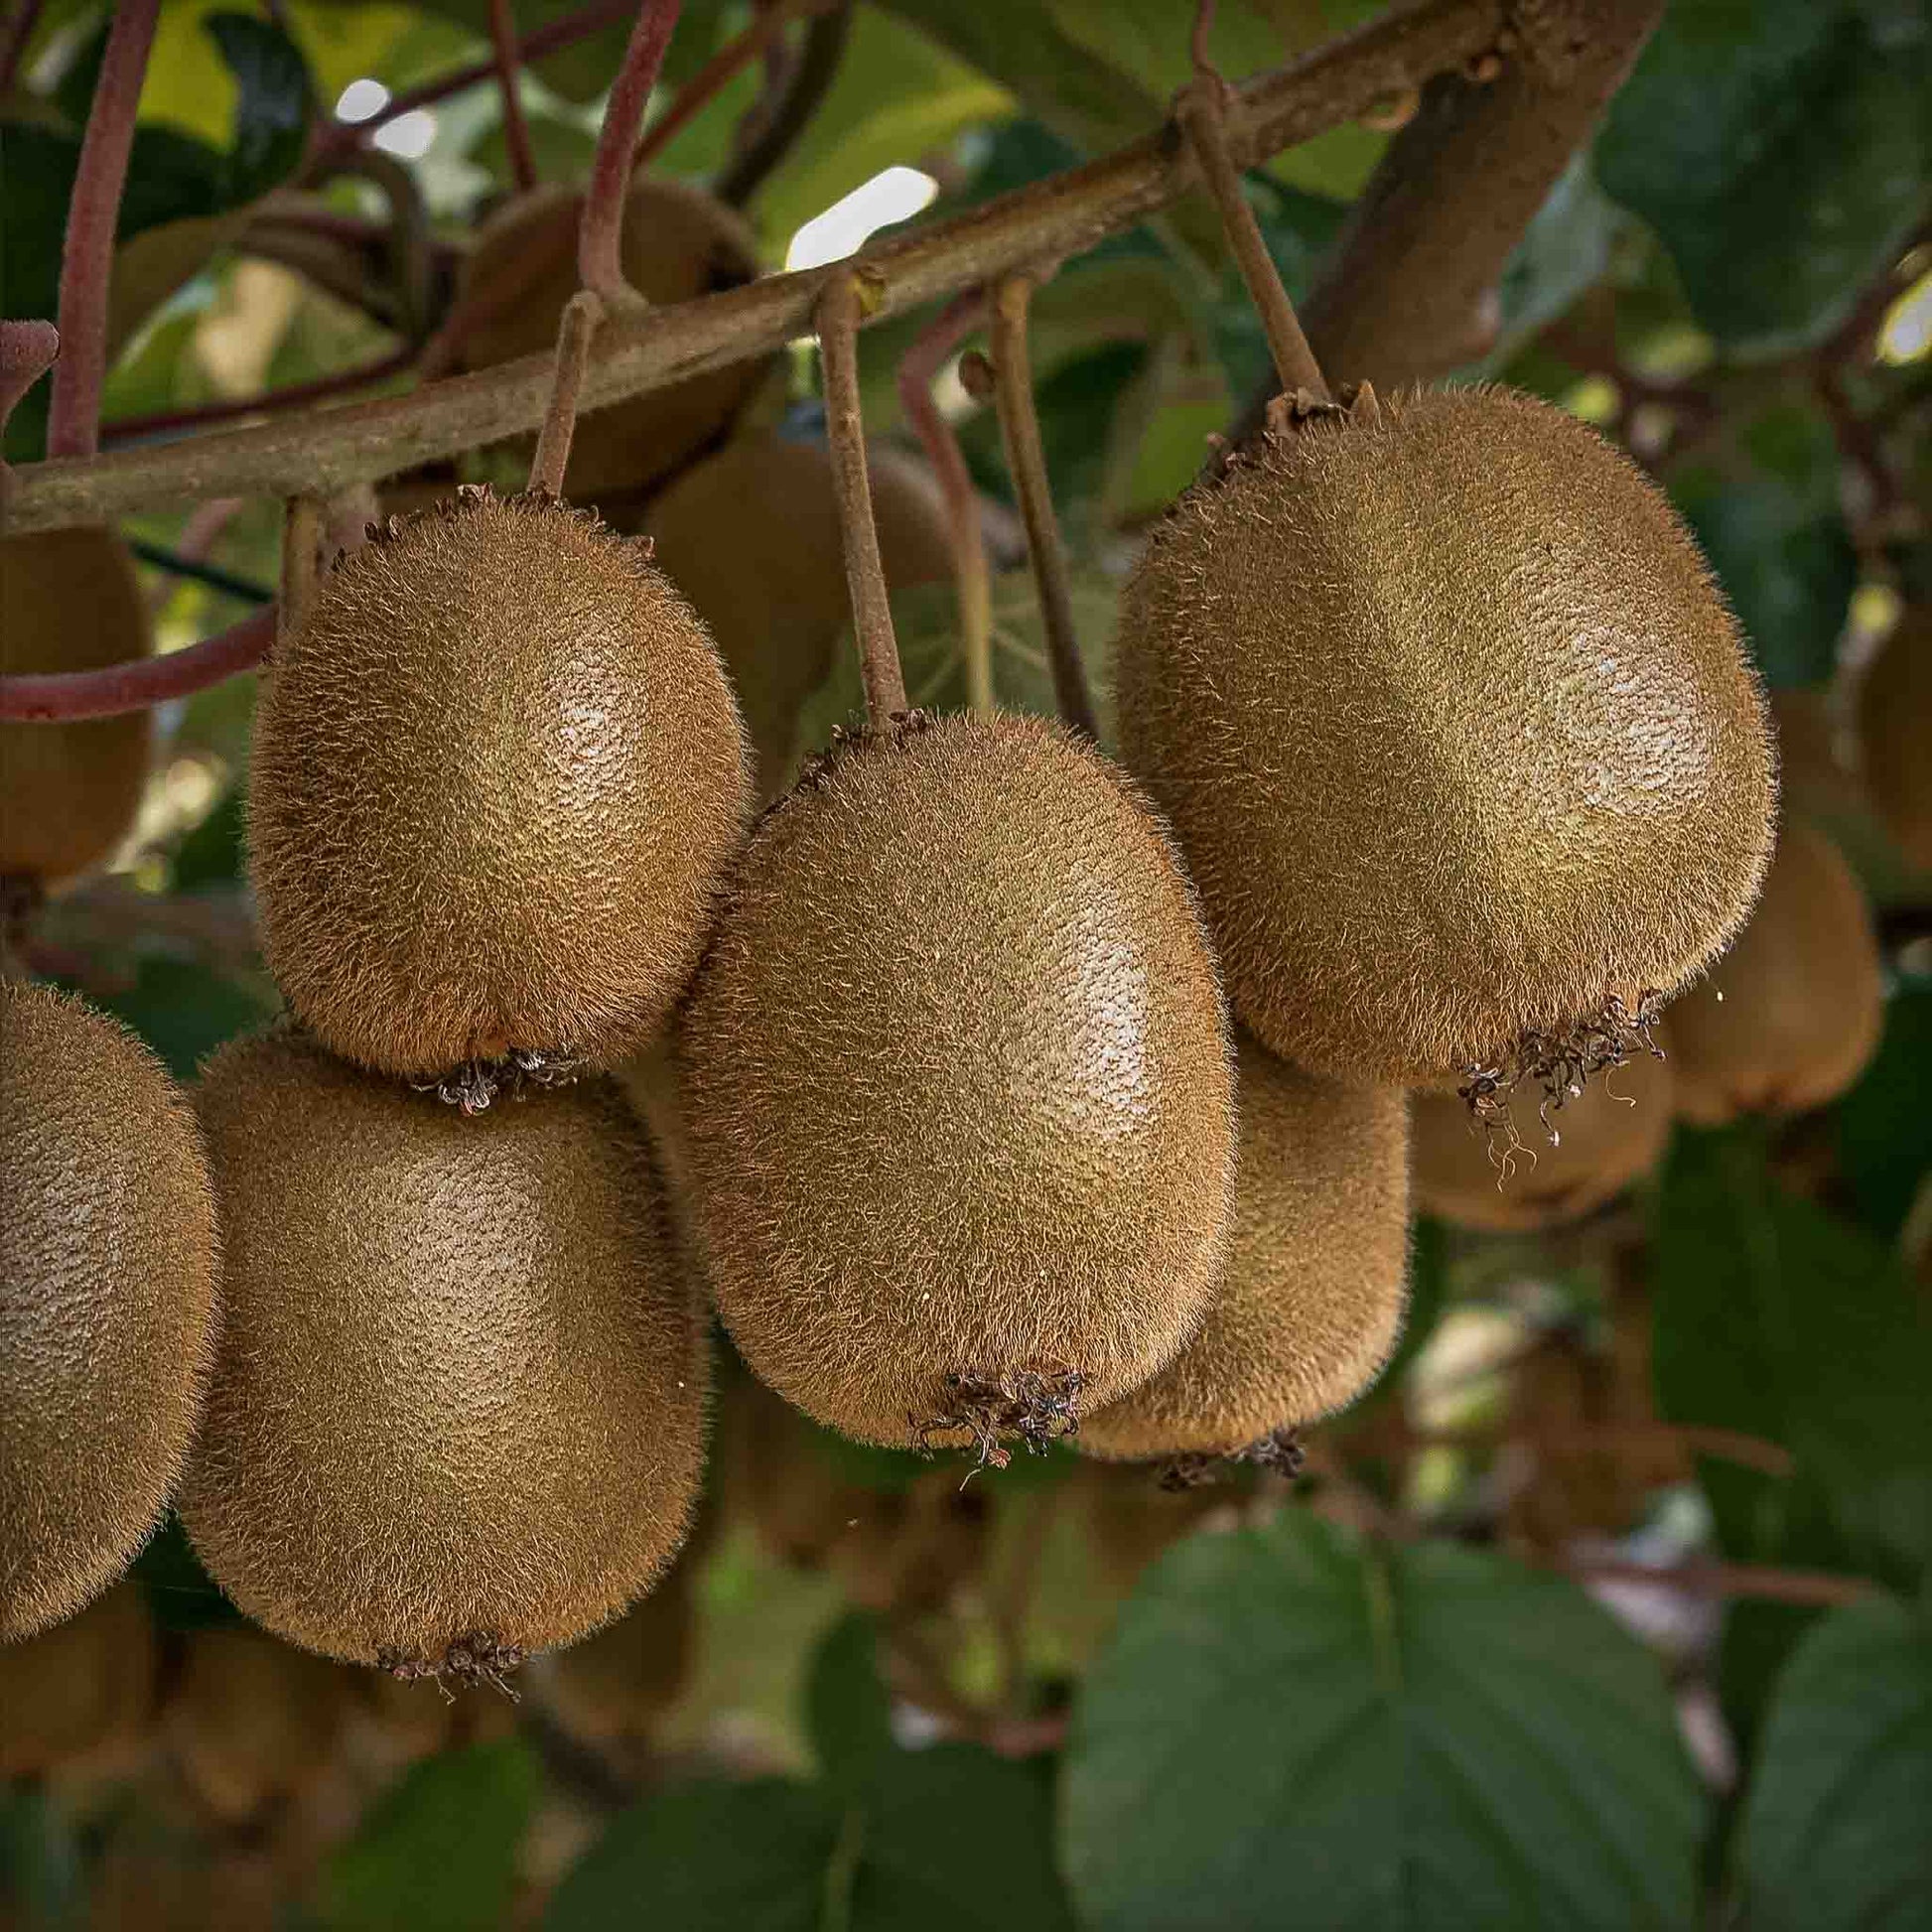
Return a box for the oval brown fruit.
[248,489,752,1081]
[2,984,218,1640]
[0,1583,158,1776]
[679,711,1236,1456]
[1115,385,1776,1086]
[180,1030,708,1679]
[1858,607,1932,871]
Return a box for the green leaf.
[1595,0,1932,356]
[805,1612,896,1795]
[316,1740,541,1932]
[1651,1128,1932,1577]
[1837,975,1932,1244]
[1061,1510,1705,1931]
[205,12,315,203]
[546,1778,839,1932]
[1738,1595,1932,1930]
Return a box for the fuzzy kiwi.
[1412,1039,1673,1231]
[455,180,771,505]
[1115,384,1776,1090]
[1,983,218,1641]
[248,486,752,1083]
[1666,817,1883,1124]
[540,1562,695,1749]
[1079,1032,1409,1463]
[178,1029,708,1680]
[0,1583,158,1776]
[640,430,956,793]
[679,710,1236,1457]
[0,525,153,885]
[1858,607,1932,871]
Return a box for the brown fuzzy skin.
[1,526,153,884]
[1666,818,1883,1125]
[179,1030,709,1668]
[1079,1034,1410,1460]
[641,432,955,793]
[679,711,1236,1449]
[1115,385,1777,1084]
[1,985,218,1641]
[456,180,771,503]
[1412,1037,1672,1231]
[1858,608,1932,871]
[249,490,752,1080]
[0,1583,157,1775]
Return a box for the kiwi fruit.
[454,179,772,505]
[541,1560,695,1748]
[0,525,153,885]
[164,1626,351,1826]
[1858,607,1932,870]
[1115,384,1776,1090]
[1078,1033,1409,1462]
[2,983,219,1641]
[640,430,957,793]
[178,1028,708,1682]
[1666,816,1883,1123]
[1412,1038,1672,1230]
[248,487,752,1083]
[679,709,1236,1455]
[0,1582,157,1777]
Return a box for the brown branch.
[0,609,275,722]
[487,0,539,194]
[581,0,685,303]
[631,0,820,177]
[984,274,1102,740]
[7,0,1506,535]
[46,0,159,459]
[1556,1557,1873,1610]
[897,293,994,713]
[817,272,906,724]
[717,1,852,208]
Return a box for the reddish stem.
[897,291,992,712]
[631,0,813,174]
[1189,0,1217,75]
[580,0,685,302]
[0,319,60,439]
[0,608,275,722]
[0,0,45,94]
[487,0,539,193]
[47,0,160,460]
[100,347,417,446]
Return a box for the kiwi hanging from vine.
[0,525,153,887]
[2,983,218,1641]
[1114,383,1777,1102]
[1858,605,1932,871]
[1078,1033,1409,1466]
[179,1029,708,1686]
[678,709,1237,1460]
[248,486,752,1088]
[453,180,772,506]
[0,1583,157,1775]
[1665,817,1883,1124]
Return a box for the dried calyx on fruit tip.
[1115,382,1777,1100]
[678,708,1238,1465]
[248,484,753,1090]
[1078,1033,1409,1471]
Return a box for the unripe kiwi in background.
[1412,1041,1672,1231]
[0,526,152,884]
[679,710,1235,1451]
[248,489,752,1081]
[2,984,218,1641]
[454,180,771,505]
[1116,385,1776,1085]
[540,1561,695,1750]
[0,1583,157,1777]
[641,431,956,792]
[180,1030,708,1675]
[1858,607,1932,870]
[164,1626,351,1826]
[1079,1034,1409,1461]
[1666,817,1883,1123]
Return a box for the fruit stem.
[0,320,60,456]
[897,292,994,714]
[278,494,324,654]
[0,609,276,722]
[0,0,44,95]
[1174,69,1331,406]
[527,292,607,497]
[486,0,540,194]
[579,0,685,305]
[45,0,160,461]
[816,271,907,725]
[631,0,819,178]
[981,273,1101,743]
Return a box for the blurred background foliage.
[2,0,1930,1926]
